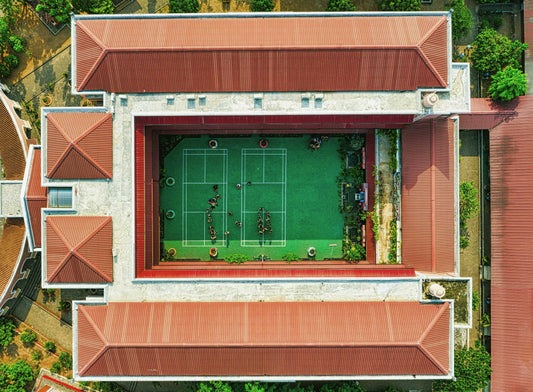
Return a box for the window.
[48,188,72,208]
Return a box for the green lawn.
[160,135,344,262]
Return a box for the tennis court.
[160,135,344,261]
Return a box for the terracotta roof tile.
[0,218,26,300]
[0,90,28,180]
[77,301,450,377]
[488,95,533,391]
[75,15,449,93]
[401,117,455,273]
[46,112,112,179]
[46,216,113,284]
[25,148,47,249]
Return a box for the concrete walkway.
[12,296,72,351]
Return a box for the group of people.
[257,207,272,235]
[207,185,221,240]
[309,136,328,151]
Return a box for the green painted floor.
[160,135,344,261]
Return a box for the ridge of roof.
[46,112,112,179]
[417,16,448,87]
[77,306,109,376]
[418,302,450,375]
[46,216,113,283]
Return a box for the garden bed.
[422,280,471,325]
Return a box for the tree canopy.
[450,0,473,40]
[168,0,199,13]
[0,360,34,392]
[471,28,528,75]
[326,0,356,11]
[72,0,114,14]
[35,0,72,24]
[433,341,492,392]
[489,67,528,101]
[380,0,421,11]
[0,317,15,347]
[250,0,275,11]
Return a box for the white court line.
[241,148,287,247]
[182,149,228,247]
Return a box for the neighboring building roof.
[0,88,30,180]
[24,148,47,249]
[0,218,26,304]
[75,14,449,93]
[46,112,112,179]
[77,301,450,377]
[401,117,456,273]
[488,95,533,391]
[46,216,113,284]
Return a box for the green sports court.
[160,135,345,262]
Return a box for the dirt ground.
[6,5,71,85]
[459,130,482,345]
[376,134,395,264]
[0,320,72,379]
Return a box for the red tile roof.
[0,218,26,304]
[401,117,455,273]
[46,112,112,179]
[46,216,113,284]
[77,301,450,377]
[75,15,448,93]
[489,95,533,391]
[25,148,47,249]
[0,89,29,180]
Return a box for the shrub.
[224,254,248,264]
[381,0,420,11]
[326,0,356,11]
[8,35,23,53]
[250,0,274,11]
[344,241,366,261]
[44,341,56,353]
[5,54,18,69]
[19,329,37,345]
[31,350,42,361]
[450,0,473,40]
[460,236,469,250]
[72,0,114,13]
[0,317,15,347]
[281,253,300,262]
[471,28,528,76]
[489,67,528,102]
[459,181,479,230]
[59,352,72,370]
[472,290,480,311]
[433,341,491,391]
[35,0,72,24]
[168,0,199,13]
[0,63,10,78]
[50,361,61,374]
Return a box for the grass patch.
[423,280,469,325]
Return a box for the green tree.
[44,341,56,352]
[19,329,37,345]
[250,0,274,11]
[326,0,356,11]
[35,0,72,24]
[31,350,42,361]
[450,0,473,40]
[471,28,528,75]
[50,361,61,374]
[59,351,73,370]
[168,0,199,13]
[381,0,420,11]
[433,341,492,391]
[0,317,15,347]
[0,360,34,392]
[488,67,528,101]
[72,0,114,14]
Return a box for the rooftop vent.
[422,92,439,108]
